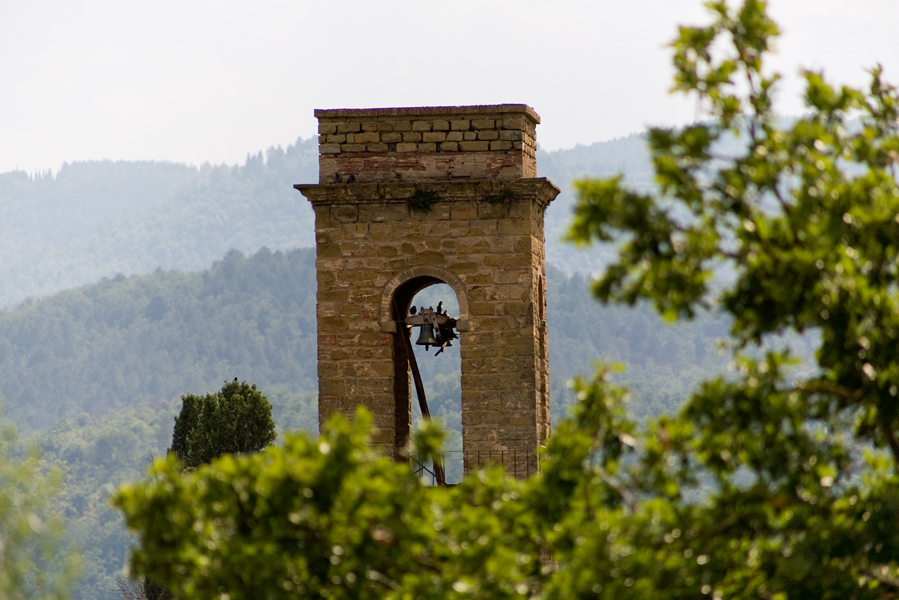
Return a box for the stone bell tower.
[295,105,558,474]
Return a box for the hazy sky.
[2,1,897,175]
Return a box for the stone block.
[320,144,341,154]
[418,143,437,152]
[469,301,496,316]
[334,205,358,221]
[382,132,403,143]
[396,142,418,153]
[422,131,446,143]
[477,203,507,219]
[318,243,343,260]
[463,131,478,141]
[355,132,381,144]
[337,122,361,134]
[477,130,499,141]
[412,120,432,131]
[432,120,450,131]
[377,121,395,132]
[418,250,446,265]
[450,119,470,130]
[504,253,535,267]
[440,141,459,152]
[341,144,366,152]
[346,223,368,238]
[490,141,514,151]
[321,316,352,331]
[498,219,531,235]
[469,219,498,235]
[503,117,525,130]
[451,203,478,220]
[446,131,464,141]
[471,118,495,129]
[500,129,523,141]
[459,141,490,152]
[367,143,389,153]
[402,132,422,142]
[497,301,530,316]
[494,268,529,284]
[318,289,349,303]
[338,303,361,317]
[319,122,338,134]
[392,120,412,132]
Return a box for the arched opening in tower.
[390,278,462,485]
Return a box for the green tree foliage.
[114,410,553,600]
[0,419,79,599]
[114,1,899,598]
[170,380,276,470]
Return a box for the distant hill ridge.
[0,133,653,310]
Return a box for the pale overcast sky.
[2,0,897,175]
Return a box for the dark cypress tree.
[169,379,276,469]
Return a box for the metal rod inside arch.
[401,316,446,486]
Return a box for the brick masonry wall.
[316,105,538,184]
[296,105,558,471]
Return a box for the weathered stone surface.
[314,106,540,183]
[422,131,446,143]
[355,132,381,144]
[298,105,557,470]
[459,141,490,152]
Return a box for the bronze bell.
[415,324,439,347]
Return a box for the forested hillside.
[0,247,319,432]
[0,138,319,309]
